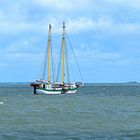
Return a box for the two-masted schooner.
[31,22,84,94]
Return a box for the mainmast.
[61,22,65,83]
[47,24,51,82]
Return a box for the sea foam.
[0,102,4,105]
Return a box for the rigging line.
[68,43,75,81]
[55,46,60,81]
[56,47,62,82]
[42,40,48,80]
[66,33,84,82]
[65,42,70,83]
[66,39,75,82]
[50,44,54,82]
[52,39,59,82]
[36,52,45,80]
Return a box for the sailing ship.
[31,22,84,94]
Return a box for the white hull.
[35,88,78,95]
[65,89,77,94]
[36,89,62,95]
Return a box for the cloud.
[0,0,140,36]
[33,0,91,12]
[0,0,140,82]
[105,0,140,9]
[32,0,140,13]
[0,21,31,35]
[1,15,140,36]
[0,36,45,66]
[65,17,140,36]
[76,48,124,63]
[1,14,140,68]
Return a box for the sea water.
[0,83,140,139]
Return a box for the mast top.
[63,22,65,28]
[49,24,51,29]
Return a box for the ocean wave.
[0,101,4,105]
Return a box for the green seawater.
[0,83,140,139]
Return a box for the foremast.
[42,24,52,82]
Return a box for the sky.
[0,0,140,83]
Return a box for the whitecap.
[0,102,4,105]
